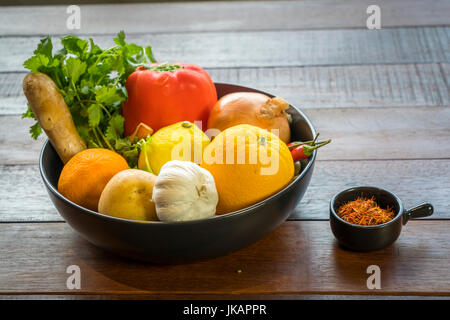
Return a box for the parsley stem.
[97,127,114,151]
[91,126,104,148]
[71,80,84,106]
[99,104,111,118]
[95,75,106,86]
[92,46,118,67]
[72,99,111,118]
[52,71,63,88]
[88,46,119,83]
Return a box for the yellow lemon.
[138,121,210,175]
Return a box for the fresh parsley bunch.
[22,31,156,167]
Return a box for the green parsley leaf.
[75,124,90,143]
[88,38,102,55]
[34,36,53,58]
[23,105,42,139]
[105,113,125,142]
[29,122,42,140]
[114,137,143,168]
[61,35,88,57]
[114,30,126,46]
[65,57,87,84]
[22,104,36,119]
[94,86,124,106]
[87,104,102,127]
[23,31,156,166]
[23,54,50,72]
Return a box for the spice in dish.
[336,196,395,226]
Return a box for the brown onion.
[206,92,291,143]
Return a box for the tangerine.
[57,148,129,211]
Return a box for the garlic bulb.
[152,160,219,222]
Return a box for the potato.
[98,169,158,221]
[23,72,86,163]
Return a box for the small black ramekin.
[330,186,433,252]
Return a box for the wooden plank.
[2,106,449,165]
[210,63,450,109]
[0,164,57,222]
[1,294,448,300]
[0,116,46,166]
[306,106,450,161]
[292,159,450,220]
[1,159,448,222]
[2,63,449,115]
[0,72,25,116]
[0,0,449,35]
[0,221,448,295]
[1,27,449,72]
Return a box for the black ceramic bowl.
[330,186,433,252]
[39,83,317,263]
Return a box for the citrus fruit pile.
[57,117,296,221]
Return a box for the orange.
[58,148,129,211]
[201,124,294,214]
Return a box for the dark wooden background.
[0,0,449,298]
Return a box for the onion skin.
[206,92,291,143]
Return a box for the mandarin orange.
[57,148,129,211]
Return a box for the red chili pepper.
[290,139,331,162]
[287,139,314,149]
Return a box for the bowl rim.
[329,186,404,229]
[39,82,317,226]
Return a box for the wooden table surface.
[0,0,449,299]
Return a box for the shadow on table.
[69,222,312,295]
[329,236,435,293]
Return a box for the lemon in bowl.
[138,121,210,175]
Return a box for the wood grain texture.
[2,106,449,165]
[1,0,449,300]
[2,63,449,115]
[1,0,449,35]
[0,221,448,295]
[1,27,449,72]
[293,159,450,220]
[1,294,448,300]
[0,116,46,165]
[306,106,450,161]
[210,63,450,109]
[1,159,448,222]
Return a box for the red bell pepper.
[123,62,217,135]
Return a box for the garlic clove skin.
[152,160,219,222]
